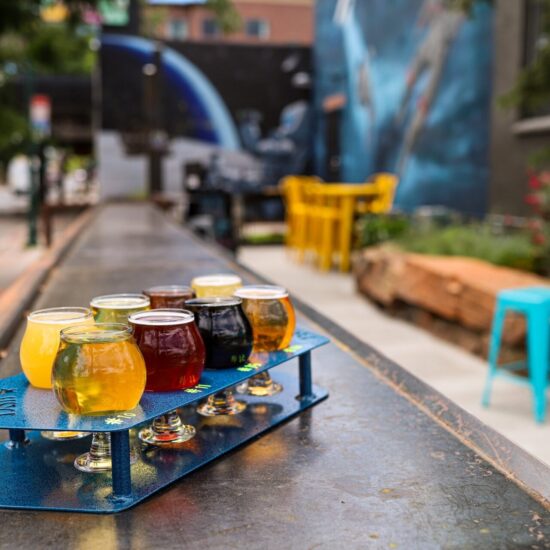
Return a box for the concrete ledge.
[0,206,98,351]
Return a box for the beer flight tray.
[0,327,329,514]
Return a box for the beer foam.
[90,294,150,310]
[29,307,92,325]
[129,309,194,326]
[144,285,193,296]
[191,274,242,287]
[185,297,242,308]
[234,285,288,300]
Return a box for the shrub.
[396,224,542,272]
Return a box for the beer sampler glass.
[185,297,252,416]
[52,323,146,472]
[129,309,205,446]
[73,293,150,473]
[20,306,94,441]
[191,274,242,298]
[234,285,296,396]
[143,285,195,309]
[91,293,150,322]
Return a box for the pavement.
[0,218,43,294]
[0,202,79,296]
[238,245,550,467]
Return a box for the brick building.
[146,0,314,45]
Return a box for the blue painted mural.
[314,0,493,215]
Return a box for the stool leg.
[482,305,506,408]
[527,308,548,423]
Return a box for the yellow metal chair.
[280,175,320,261]
[356,173,399,215]
[308,173,399,272]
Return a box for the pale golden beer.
[20,307,94,389]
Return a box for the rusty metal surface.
[0,203,549,549]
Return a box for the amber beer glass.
[69,293,150,473]
[234,285,296,396]
[52,323,147,473]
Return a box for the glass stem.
[89,432,112,462]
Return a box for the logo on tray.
[0,389,16,417]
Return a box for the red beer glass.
[143,285,195,310]
[129,309,206,446]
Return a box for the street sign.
[99,0,130,26]
[30,95,51,139]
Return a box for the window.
[522,0,550,118]
[168,19,188,41]
[202,18,220,38]
[246,18,270,39]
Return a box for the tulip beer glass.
[191,274,242,298]
[185,297,252,416]
[129,309,206,446]
[20,306,94,441]
[21,307,94,389]
[73,293,150,473]
[52,323,146,473]
[234,285,296,396]
[143,285,195,309]
[90,293,150,322]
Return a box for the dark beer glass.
[129,309,205,446]
[185,297,253,416]
[143,285,195,310]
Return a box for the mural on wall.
[314,0,493,215]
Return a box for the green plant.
[357,214,410,248]
[395,223,542,272]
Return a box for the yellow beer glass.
[52,323,146,416]
[191,274,242,298]
[20,307,94,389]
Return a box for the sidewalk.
[0,218,42,294]
[0,212,79,295]
[238,245,550,466]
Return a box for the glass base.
[74,432,138,473]
[236,372,283,397]
[41,431,90,441]
[139,412,196,446]
[197,389,246,416]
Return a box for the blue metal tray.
[0,328,329,513]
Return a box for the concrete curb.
[228,248,550,509]
[0,206,98,351]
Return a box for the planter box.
[352,246,550,358]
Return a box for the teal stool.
[482,286,550,423]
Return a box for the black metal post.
[143,44,165,197]
[27,151,41,247]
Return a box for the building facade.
[489,0,550,215]
[146,0,313,46]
